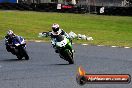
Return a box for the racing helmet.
[7,30,14,37]
[52,23,59,32]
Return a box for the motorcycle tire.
[17,55,22,60]
[21,48,29,60]
[65,49,74,64]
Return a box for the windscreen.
[55,35,64,42]
[13,36,21,44]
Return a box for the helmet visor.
[52,27,59,32]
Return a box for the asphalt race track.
[0,40,132,88]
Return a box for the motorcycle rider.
[49,23,74,53]
[5,30,17,55]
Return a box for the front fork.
[15,45,26,56]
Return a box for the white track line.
[32,41,131,49]
[124,47,130,49]
[72,43,75,44]
[35,40,42,42]
[111,46,118,48]
[97,45,105,46]
[82,44,88,46]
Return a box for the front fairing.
[55,35,72,51]
[55,35,69,47]
[13,36,26,47]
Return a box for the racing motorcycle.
[51,35,74,64]
[6,36,29,60]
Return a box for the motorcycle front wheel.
[18,47,29,60]
[22,48,29,60]
[65,49,74,64]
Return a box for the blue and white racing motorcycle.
[6,36,29,60]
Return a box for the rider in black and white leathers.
[5,30,17,55]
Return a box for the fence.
[77,0,132,7]
[0,0,132,15]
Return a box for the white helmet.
[7,30,14,37]
[52,23,59,32]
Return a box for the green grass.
[0,10,132,47]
